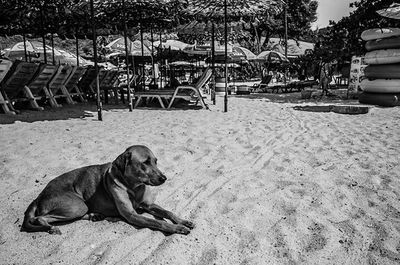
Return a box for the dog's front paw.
[49,227,61,235]
[89,213,106,222]
[180,220,195,230]
[174,224,191,235]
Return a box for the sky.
[313,0,354,29]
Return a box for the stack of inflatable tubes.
[360,28,400,107]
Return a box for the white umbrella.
[255,50,289,63]
[233,46,257,60]
[153,40,190,51]
[106,37,152,57]
[4,41,39,61]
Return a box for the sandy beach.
[1,93,400,264]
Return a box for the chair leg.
[156,96,165,108]
[113,88,119,104]
[23,86,44,111]
[0,92,16,115]
[167,88,180,109]
[196,93,208,109]
[133,96,142,108]
[74,85,87,102]
[43,87,62,108]
[60,86,76,105]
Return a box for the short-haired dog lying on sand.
[21,145,194,235]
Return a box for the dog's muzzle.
[158,174,167,184]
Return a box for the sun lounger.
[133,68,212,109]
[25,64,60,108]
[267,80,319,94]
[48,65,75,106]
[253,75,272,93]
[78,67,107,99]
[0,59,13,84]
[0,59,15,114]
[100,70,119,104]
[64,66,87,102]
[284,80,319,93]
[0,61,41,112]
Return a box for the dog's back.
[22,163,112,233]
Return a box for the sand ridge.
[0,96,400,264]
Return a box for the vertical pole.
[51,33,55,65]
[224,0,228,112]
[284,4,288,85]
[90,0,102,121]
[150,25,155,85]
[22,32,28,62]
[75,26,80,66]
[159,30,163,88]
[122,0,132,111]
[40,2,47,64]
[211,22,216,105]
[140,22,145,90]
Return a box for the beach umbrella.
[5,41,63,64]
[185,0,282,112]
[255,50,289,64]
[233,46,257,61]
[106,38,152,57]
[4,41,38,61]
[266,38,315,58]
[153,40,190,51]
[377,3,400,19]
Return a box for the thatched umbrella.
[185,0,282,112]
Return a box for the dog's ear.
[112,151,130,175]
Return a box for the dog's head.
[112,145,167,187]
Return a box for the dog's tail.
[21,200,49,233]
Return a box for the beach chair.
[99,70,120,104]
[0,61,41,112]
[282,80,319,93]
[48,65,75,105]
[116,73,138,104]
[64,66,87,102]
[134,68,212,109]
[0,59,15,114]
[253,75,272,93]
[78,67,107,99]
[25,64,60,108]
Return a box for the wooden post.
[224,0,228,112]
[122,0,132,111]
[90,0,102,121]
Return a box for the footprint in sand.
[87,242,111,264]
[303,221,327,253]
[196,246,218,265]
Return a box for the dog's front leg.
[110,185,191,235]
[141,203,194,230]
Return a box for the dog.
[21,145,194,235]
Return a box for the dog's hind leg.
[25,195,89,235]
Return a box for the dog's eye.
[144,158,151,165]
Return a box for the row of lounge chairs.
[134,68,211,109]
[0,59,118,114]
[253,75,318,93]
[0,59,211,114]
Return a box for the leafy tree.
[314,0,398,63]
[249,0,318,52]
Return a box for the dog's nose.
[159,175,167,183]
